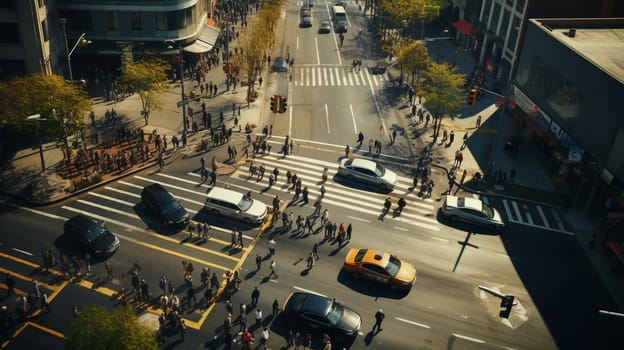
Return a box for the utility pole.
[452,232,478,272]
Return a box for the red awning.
[452,19,475,35]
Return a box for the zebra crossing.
[228,154,440,232]
[292,65,389,87]
[482,196,574,235]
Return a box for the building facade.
[511,18,624,212]
[0,0,64,78]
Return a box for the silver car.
[441,195,505,230]
[338,158,398,190]
[205,187,268,224]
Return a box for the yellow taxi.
[343,248,416,291]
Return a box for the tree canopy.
[66,305,157,350]
[0,73,91,136]
[396,39,430,85]
[118,57,169,124]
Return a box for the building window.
[490,3,501,32]
[130,12,142,32]
[516,0,526,13]
[107,12,118,31]
[42,18,49,41]
[506,16,520,52]
[155,12,167,31]
[501,10,510,37]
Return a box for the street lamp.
[25,114,46,172]
[59,18,91,81]
[165,40,188,132]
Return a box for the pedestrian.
[237,230,244,248]
[372,309,385,333]
[510,168,516,184]
[255,308,263,326]
[41,292,52,312]
[346,223,352,241]
[345,145,350,158]
[210,272,219,290]
[457,151,463,167]
[454,150,461,167]
[255,253,262,271]
[272,299,279,318]
[260,327,270,349]
[33,280,41,298]
[368,139,373,153]
[476,114,482,128]
[268,260,278,278]
[392,129,397,144]
[268,239,276,255]
[105,261,113,280]
[302,186,309,203]
[307,252,315,268]
[448,130,455,146]
[179,319,186,341]
[460,169,467,186]
[251,286,260,306]
[425,114,431,127]
[462,132,469,149]
[159,274,167,295]
[312,243,319,260]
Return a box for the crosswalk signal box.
[270,95,279,113]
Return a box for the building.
[511,18,624,213]
[0,0,64,78]
[0,0,220,79]
[446,0,624,90]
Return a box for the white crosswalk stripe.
[293,66,387,87]
[230,154,439,231]
[495,198,573,235]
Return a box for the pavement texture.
[1,20,622,335]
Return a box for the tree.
[420,61,466,142]
[0,73,91,162]
[396,39,430,85]
[377,0,446,39]
[67,305,157,350]
[118,58,169,125]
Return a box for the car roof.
[446,195,483,211]
[207,187,243,202]
[349,158,377,171]
[289,292,331,314]
[65,214,96,230]
[360,249,389,265]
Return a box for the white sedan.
[441,195,505,231]
[337,158,398,191]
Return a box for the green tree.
[67,305,157,350]
[0,73,91,162]
[420,61,466,141]
[377,0,446,39]
[118,58,169,125]
[396,39,430,85]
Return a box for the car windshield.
[84,224,104,242]
[385,255,401,277]
[162,200,181,215]
[238,196,253,211]
[374,164,386,177]
[482,203,495,219]
[326,301,344,325]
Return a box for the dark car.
[141,183,190,229]
[335,21,347,33]
[370,62,388,75]
[271,56,289,72]
[335,0,347,7]
[64,214,120,256]
[282,292,361,339]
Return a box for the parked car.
[337,158,398,191]
[335,0,347,7]
[282,292,361,339]
[318,21,331,34]
[441,195,505,230]
[370,62,388,75]
[141,183,190,230]
[272,56,289,72]
[343,248,416,291]
[204,187,268,224]
[64,214,120,256]
[335,21,347,33]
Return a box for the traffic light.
[270,95,279,113]
[499,295,515,318]
[468,88,478,106]
[279,96,288,114]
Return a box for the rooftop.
[532,18,624,84]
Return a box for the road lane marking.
[346,216,370,223]
[431,236,449,243]
[324,103,330,134]
[11,248,33,256]
[394,226,408,231]
[349,104,357,134]
[452,333,485,343]
[395,317,431,329]
[496,253,509,258]
[294,286,326,297]
[315,36,320,65]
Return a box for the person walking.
[312,243,319,260]
[251,286,260,306]
[307,252,315,269]
[272,299,279,318]
[346,223,352,241]
[268,260,278,279]
[41,292,52,312]
[267,239,276,255]
[255,308,263,326]
[476,114,482,128]
[372,309,385,333]
[448,130,455,146]
[255,253,262,271]
[260,327,270,349]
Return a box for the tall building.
[511,18,624,211]
[0,0,64,79]
[446,0,624,90]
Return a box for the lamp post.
[59,18,91,81]
[165,40,188,132]
[25,114,46,172]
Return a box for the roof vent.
[568,28,576,37]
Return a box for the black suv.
[141,183,190,230]
[64,214,120,256]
